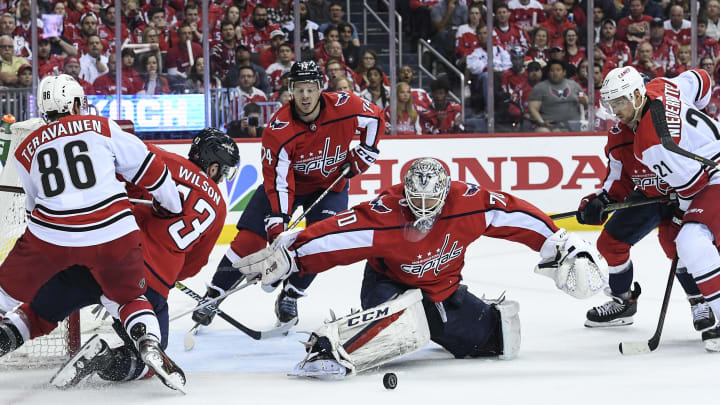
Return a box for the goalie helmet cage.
[0,119,81,368]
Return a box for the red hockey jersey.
[127,145,226,298]
[291,182,559,302]
[262,91,385,217]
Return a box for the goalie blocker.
[291,287,521,379]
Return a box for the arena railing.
[362,0,403,67]
[417,39,465,123]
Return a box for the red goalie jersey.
[128,145,227,298]
[262,91,385,217]
[290,181,559,302]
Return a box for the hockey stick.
[174,281,294,344]
[169,277,258,322]
[287,165,350,230]
[619,256,678,355]
[549,195,669,220]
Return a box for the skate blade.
[50,334,103,389]
[584,317,634,328]
[143,352,187,394]
[704,337,720,352]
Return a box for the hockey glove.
[341,143,379,178]
[576,190,612,225]
[658,208,684,259]
[232,244,298,289]
[152,197,182,219]
[264,213,290,243]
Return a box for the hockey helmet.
[288,60,323,91]
[189,127,240,183]
[403,158,450,233]
[600,66,646,115]
[37,74,87,119]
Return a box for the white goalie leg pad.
[535,229,608,299]
[293,289,430,378]
[494,299,521,360]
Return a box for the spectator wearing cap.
[420,77,463,134]
[598,19,632,67]
[398,65,432,112]
[508,0,546,31]
[563,27,585,68]
[70,12,99,55]
[14,63,30,87]
[666,44,692,78]
[137,53,170,94]
[210,20,239,82]
[318,2,361,47]
[243,4,281,54]
[79,34,108,84]
[631,41,664,79]
[63,56,95,95]
[430,0,468,61]
[527,26,550,62]
[547,45,571,75]
[0,34,27,86]
[166,23,202,78]
[494,3,529,51]
[647,17,678,70]
[698,16,720,63]
[528,59,587,132]
[98,4,131,43]
[540,2,575,47]
[258,29,286,69]
[665,5,691,45]
[617,0,652,46]
[267,43,293,91]
[92,53,137,95]
[706,0,720,41]
[501,46,532,124]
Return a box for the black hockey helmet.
[189,127,240,183]
[288,60,323,91]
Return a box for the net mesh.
[0,119,79,368]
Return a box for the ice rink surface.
[0,230,717,405]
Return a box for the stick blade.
[184,332,196,351]
[619,341,651,355]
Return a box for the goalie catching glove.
[232,229,302,288]
[341,143,379,178]
[534,229,608,299]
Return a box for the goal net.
[0,118,80,368]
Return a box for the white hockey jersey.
[634,69,720,210]
[13,115,181,247]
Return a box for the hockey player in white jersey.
[0,74,187,391]
[600,66,720,351]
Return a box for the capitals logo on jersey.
[631,171,671,194]
[335,91,350,106]
[551,86,570,99]
[269,118,290,130]
[400,233,464,278]
[292,136,348,177]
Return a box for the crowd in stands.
[2,0,720,134]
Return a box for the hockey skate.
[585,282,641,328]
[0,319,23,357]
[137,335,187,394]
[51,334,112,388]
[274,286,303,329]
[689,296,716,331]
[701,325,720,352]
[289,334,348,380]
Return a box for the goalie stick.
[619,256,678,355]
[174,281,294,345]
[549,195,670,220]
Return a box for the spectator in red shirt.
[258,29,286,69]
[420,77,464,134]
[385,82,421,135]
[267,43,293,91]
[237,65,268,104]
[665,5,691,45]
[494,3,529,51]
[398,64,432,111]
[146,7,172,51]
[63,57,95,95]
[243,4,280,54]
[508,0,546,31]
[92,53,136,94]
[222,5,244,43]
[563,0,586,27]
[141,0,177,28]
[120,48,143,94]
[527,26,550,62]
[172,3,204,45]
[71,12,100,55]
[210,20,238,82]
[665,44,691,78]
[564,27,585,68]
[501,45,532,124]
[617,0,652,46]
[631,41,665,78]
[137,53,170,94]
[647,17,678,70]
[36,38,64,78]
[598,19,632,67]
[698,16,720,63]
[540,2,576,47]
[98,4,131,44]
[166,23,202,78]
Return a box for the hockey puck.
[383,372,397,389]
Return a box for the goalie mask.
[189,127,240,183]
[403,158,450,234]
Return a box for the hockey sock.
[608,262,634,297]
[118,297,161,345]
[20,303,59,339]
[676,269,702,296]
[213,230,266,290]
